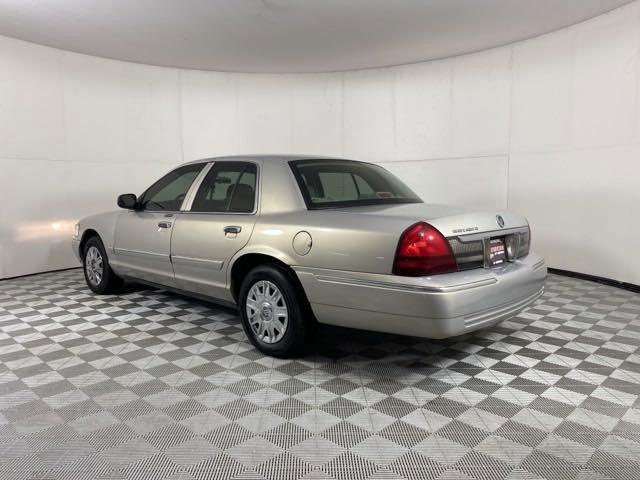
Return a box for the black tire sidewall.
[83,237,120,294]
[239,264,309,357]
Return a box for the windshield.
[290,159,422,209]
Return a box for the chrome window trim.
[183,160,260,216]
[181,162,214,212]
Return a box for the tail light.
[505,225,531,261]
[393,222,458,276]
[517,225,531,258]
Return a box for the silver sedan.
[72,155,547,357]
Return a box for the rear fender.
[226,245,297,287]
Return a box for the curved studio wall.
[1,1,639,284]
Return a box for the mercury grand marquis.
[72,155,547,357]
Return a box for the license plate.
[488,238,506,267]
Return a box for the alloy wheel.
[246,280,288,344]
[85,246,104,286]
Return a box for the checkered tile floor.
[0,270,639,480]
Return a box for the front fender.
[77,210,122,254]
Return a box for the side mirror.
[117,193,138,210]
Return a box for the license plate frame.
[486,237,507,268]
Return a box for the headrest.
[228,183,255,212]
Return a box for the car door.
[171,161,259,300]
[112,163,205,286]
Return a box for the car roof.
[181,154,360,166]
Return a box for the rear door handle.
[224,226,242,235]
[158,221,172,229]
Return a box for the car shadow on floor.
[126,282,464,350]
[123,280,493,369]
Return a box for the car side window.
[138,164,204,211]
[191,162,257,213]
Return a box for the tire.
[238,264,313,357]
[82,236,124,294]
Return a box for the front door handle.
[224,225,242,235]
[158,221,172,229]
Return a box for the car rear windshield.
[289,159,422,209]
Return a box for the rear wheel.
[83,236,123,294]
[239,264,312,357]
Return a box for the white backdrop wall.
[1,2,639,283]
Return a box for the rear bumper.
[294,253,547,338]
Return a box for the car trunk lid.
[329,202,531,271]
[328,202,527,236]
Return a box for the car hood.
[327,202,528,237]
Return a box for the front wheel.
[83,236,123,294]
[238,264,312,357]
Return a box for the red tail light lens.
[393,222,458,276]
[516,225,531,258]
